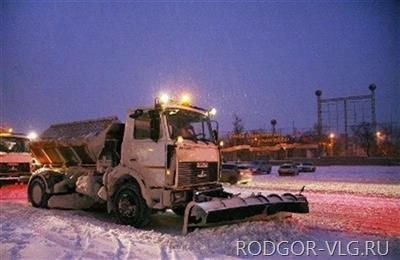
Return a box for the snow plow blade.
[183,193,308,234]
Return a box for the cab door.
[123,110,165,187]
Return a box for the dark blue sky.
[1,1,399,133]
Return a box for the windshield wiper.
[194,133,210,144]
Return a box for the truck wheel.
[28,178,50,208]
[229,176,237,185]
[113,184,151,228]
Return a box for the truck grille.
[177,162,218,186]
[0,163,30,173]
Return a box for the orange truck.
[0,128,35,182]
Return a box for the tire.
[28,177,50,208]
[113,183,151,228]
[172,206,186,217]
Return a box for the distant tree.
[232,114,244,135]
[351,122,375,156]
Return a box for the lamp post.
[315,90,322,139]
[271,119,277,136]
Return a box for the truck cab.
[0,129,33,181]
[104,99,222,216]
[121,103,219,188]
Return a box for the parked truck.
[28,95,308,233]
[0,128,35,182]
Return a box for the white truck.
[28,96,308,233]
[0,129,34,182]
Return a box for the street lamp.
[329,133,335,156]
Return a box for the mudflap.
[182,193,308,234]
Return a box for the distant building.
[221,131,319,161]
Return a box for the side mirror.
[130,109,143,119]
[211,120,219,142]
[149,110,160,142]
[212,129,218,142]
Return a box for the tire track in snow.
[71,222,92,251]
[114,235,135,260]
[1,203,107,259]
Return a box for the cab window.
[134,112,151,139]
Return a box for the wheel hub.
[32,184,42,204]
[118,193,137,218]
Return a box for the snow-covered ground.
[241,166,400,198]
[1,166,400,259]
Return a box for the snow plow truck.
[28,95,309,233]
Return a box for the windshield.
[166,108,213,142]
[0,136,30,153]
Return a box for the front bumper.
[0,172,31,182]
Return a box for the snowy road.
[1,166,400,259]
